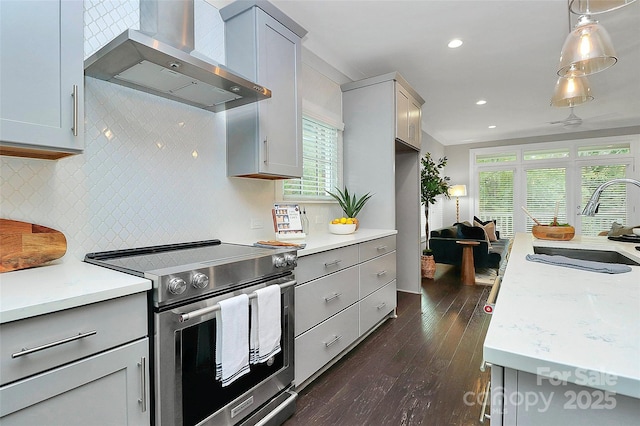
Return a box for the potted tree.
[421,153,450,242]
[420,153,449,278]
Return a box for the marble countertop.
[484,233,640,398]
[0,259,151,324]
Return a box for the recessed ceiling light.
[476,100,487,105]
[488,125,497,129]
[448,39,463,49]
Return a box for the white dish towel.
[215,294,250,387]
[250,285,282,364]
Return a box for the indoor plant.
[327,186,373,229]
[421,153,450,247]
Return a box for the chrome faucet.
[581,178,640,216]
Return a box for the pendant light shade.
[551,70,594,107]
[569,0,637,15]
[557,15,617,76]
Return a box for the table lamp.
[448,184,467,223]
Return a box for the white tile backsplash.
[0,0,277,261]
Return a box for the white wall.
[0,0,346,260]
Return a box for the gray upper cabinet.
[0,0,84,160]
[222,1,307,179]
[395,79,423,150]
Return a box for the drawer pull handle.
[12,330,97,358]
[324,259,341,267]
[479,380,491,423]
[376,270,387,277]
[376,245,388,251]
[324,334,342,348]
[324,292,342,302]
[376,302,387,310]
[138,357,147,412]
[480,359,492,372]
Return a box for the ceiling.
[212,0,640,146]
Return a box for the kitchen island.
[483,233,640,424]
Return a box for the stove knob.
[284,253,297,267]
[273,255,287,268]
[167,277,187,295]
[192,273,209,289]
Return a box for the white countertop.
[0,259,151,324]
[484,233,640,398]
[294,228,397,256]
[0,230,395,325]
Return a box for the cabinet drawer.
[1,293,147,385]
[295,266,359,336]
[359,235,396,262]
[294,303,359,386]
[295,245,359,285]
[360,251,396,297]
[360,280,396,334]
[0,338,149,424]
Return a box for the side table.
[457,240,480,286]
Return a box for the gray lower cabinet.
[0,0,84,159]
[0,339,149,426]
[294,236,397,387]
[0,293,150,425]
[490,364,640,425]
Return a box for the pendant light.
[557,14,617,76]
[569,0,637,14]
[551,66,594,107]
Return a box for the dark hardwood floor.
[284,264,492,426]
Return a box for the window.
[472,138,636,237]
[525,168,566,230]
[282,116,342,201]
[580,164,628,236]
[478,169,514,237]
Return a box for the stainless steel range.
[85,240,298,426]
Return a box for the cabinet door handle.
[71,84,79,136]
[11,330,97,358]
[138,357,147,412]
[479,380,491,423]
[376,270,387,277]
[263,139,268,164]
[376,302,387,310]
[324,334,342,348]
[324,259,341,267]
[324,292,342,302]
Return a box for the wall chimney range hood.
[84,0,271,112]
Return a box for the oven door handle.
[178,279,297,322]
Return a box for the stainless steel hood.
[84,0,271,112]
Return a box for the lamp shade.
[550,68,594,107]
[569,0,637,15]
[448,184,467,197]
[557,15,617,76]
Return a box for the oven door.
[154,275,295,426]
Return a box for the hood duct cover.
[84,1,271,112]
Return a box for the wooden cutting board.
[0,219,67,273]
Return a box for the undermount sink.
[533,246,640,266]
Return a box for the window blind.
[478,170,514,238]
[283,116,341,200]
[525,168,566,230]
[580,165,627,235]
